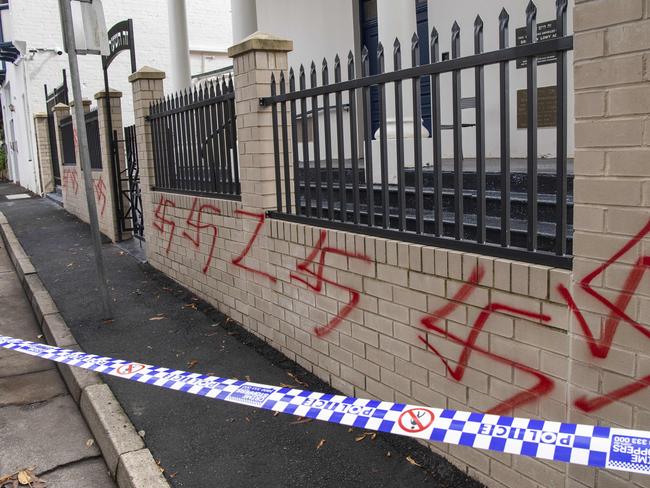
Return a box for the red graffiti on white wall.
[63,169,79,195]
[231,210,277,283]
[181,198,221,274]
[291,230,371,337]
[93,177,107,217]
[152,196,177,254]
[418,266,554,415]
[558,219,650,413]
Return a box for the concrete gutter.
[0,210,170,488]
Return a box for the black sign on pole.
[515,20,558,69]
[101,19,136,241]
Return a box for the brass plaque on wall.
[517,86,557,129]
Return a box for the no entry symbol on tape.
[398,408,435,433]
[116,363,146,376]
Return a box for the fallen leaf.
[17,470,33,485]
[290,418,313,425]
[279,383,296,388]
[102,319,114,325]
[169,472,178,478]
[347,428,353,433]
[149,315,166,321]
[187,360,199,369]
[245,375,251,382]
[85,438,95,448]
[371,433,377,440]
[37,334,43,339]
[316,439,326,450]
[355,434,367,442]
[386,451,391,458]
[406,456,423,468]
[245,417,251,422]
[138,430,146,438]
[272,411,280,417]
[183,303,197,310]
[227,331,239,336]
[287,372,308,387]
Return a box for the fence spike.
[334,54,341,82]
[474,15,483,33]
[526,0,537,19]
[430,27,439,62]
[270,71,276,84]
[499,8,509,28]
[348,51,355,78]
[321,58,329,85]
[377,42,384,72]
[227,74,233,91]
[452,21,460,40]
[361,45,369,62]
[393,38,401,71]
[411,33,419,67]
[289,67,296,92]
[310,60,317,78]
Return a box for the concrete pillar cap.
[227,31,293,58]
[52,103,69,112]
[69,99,92,108]
[33,112,48,118]
[94,88,123,100]
[128,66,166,83]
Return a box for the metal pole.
[58,0,112,318]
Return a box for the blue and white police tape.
[1,334,648,475]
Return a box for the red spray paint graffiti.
[93,177,107,217]
[558,219,650,412]
[418,265,554,415]
[231,210,277,283]
[291,230,371,337]
[181,198,221,274]
[63,169,79,195]
[152,196,177,254]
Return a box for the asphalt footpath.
[0,183,482,488]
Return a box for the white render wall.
[254,0,574,163]
[1,0,233,193]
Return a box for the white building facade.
[233,0,574,182]
[1,0,233,194]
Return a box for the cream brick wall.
[33,113,54,193]
[571,1,650,487]
[54,95,123,242]
[127,6,650,484]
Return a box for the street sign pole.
[58,0,112,319]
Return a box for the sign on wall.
[516,86,557,129]
[515,20,558,69]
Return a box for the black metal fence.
[149,77,240,199]
[85,109,102,170]
[59,114,76,166]
[262,1,572,268]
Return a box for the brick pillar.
[95,89,126,242]
[128,66,165,246]
[33,113,54,193]
[227,32,293,213]
[52,103,72,203]
[571,1,649,487]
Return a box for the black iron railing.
[262,1,572,268]
[85,109,102,170]
[149,77,240,200]
[59,114,76,166]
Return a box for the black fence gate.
[118,125,144,240]
[44,70,69,186]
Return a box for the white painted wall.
[1,0,233,193]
